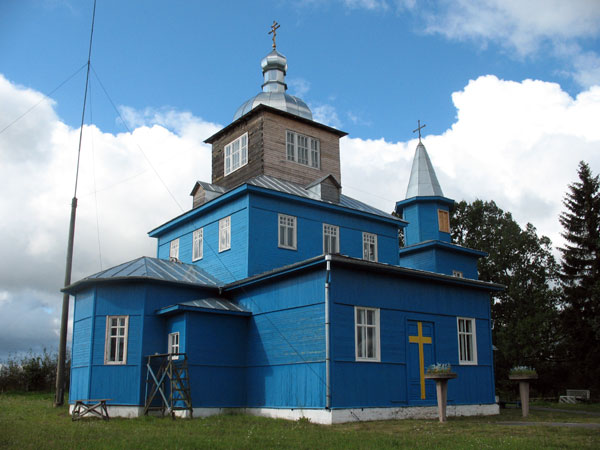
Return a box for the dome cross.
[413,120,426,143]
[269,21,280,50]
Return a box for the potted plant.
[424,363,457,422]
[508,366,537,417]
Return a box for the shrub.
[0,349,70,392]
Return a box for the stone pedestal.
[424,372,457,422]
[509,374,538,417]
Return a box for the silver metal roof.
[233,49,313,121]
[247,175,398,220]
[179,298,248,313]
[73,256,221,288]
[405,142,444,198]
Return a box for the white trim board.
[70,404,499,424]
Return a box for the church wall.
[230,268,327,408]
[185,312,248,407]
[403,201,451,246]
[247,192,399,276]
[434,248,480,279]
[70,288,95,403]
[329,267,495,408]
[261,110,342,187]
[399,247,437,273]
[156,196,250,283]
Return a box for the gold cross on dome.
[269,21,280,49]
[413,120,426,143]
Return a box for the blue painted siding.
[185,312,248,407]
[402,201,451,246]
[329,266,495,408]
[248,192,399,276]
[69,288,95,402]
[435,248,479,279]
[399,247,437,273]
[156,197,250,283]
[231,269,327,408]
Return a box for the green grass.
[1,393,598,449]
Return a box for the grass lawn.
[1,393,598,449]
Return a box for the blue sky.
[0,0,599,358]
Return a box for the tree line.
[451,161,600,398]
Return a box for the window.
[286,130,320,169]
[438,209,450,233]
[219,216,231,252]
[168,332,180,360]
[457,317,477,365]
[362,232,377,262]
[224,133,248,176]
[278,214,297,250]
[452,270,464,278]
[169,239,179,259]
[192,228,203,261]
[355,307,380,361]
[323,224,339,254]
[104,316,129,364]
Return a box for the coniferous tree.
[451,200,561,395]
[559,161,600,390]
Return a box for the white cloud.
[287,78,311,98]
[0,73,219,359]
[341,75,600,253]
[418,0,600,87]
[312,103,343,128]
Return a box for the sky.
[0,0,599,359]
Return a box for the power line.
[0,63,87,135]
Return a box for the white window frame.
[224,132,248,176]
[104,315,129,365]
[278,214,297,250]
[452,270,464,278]
[362,232,378,262]
[457,317,478,365]
[219,216,231,252]
[192,228,203,261]
[355,306,380,362]
[169,238,179,260]
[168,332,180,360]
[323,224,339,254]
[286,130,320,169]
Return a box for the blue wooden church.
[65,41,502,423]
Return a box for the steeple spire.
[405,141,444,199]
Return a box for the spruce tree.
[559,161,600,390]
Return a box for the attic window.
[286,130,320,169]
[438,209,450,233]
[224,133,248,176]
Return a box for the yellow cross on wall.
[409,321,432,399]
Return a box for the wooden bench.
[72,399,111,421]
[559,390,590,404]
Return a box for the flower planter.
[509,374,537,417]
[424,372,457,422]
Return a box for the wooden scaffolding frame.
[144,353,193,419]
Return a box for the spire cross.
[413,120,426,143]
[268,21,280,50]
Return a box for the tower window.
[438,209,450,233]
[323,224,339,254]
[362,232,378,262]
[219,216,231,252]
[169,239,179,260]
[278,214,297,250]
[286,130,320,169]
[224,133,248,176]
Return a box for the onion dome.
[233,49,313,121]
